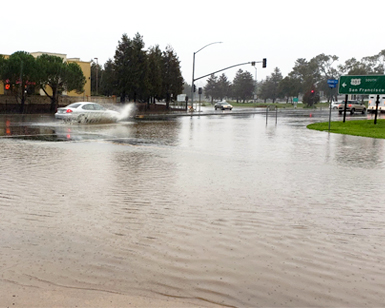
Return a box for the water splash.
[116,103,136,121]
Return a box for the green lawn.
[307,119,385,139]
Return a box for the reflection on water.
[1,114,385,307]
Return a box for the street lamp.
[191,42,222,109]
[94,57,98,96]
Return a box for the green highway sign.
[339,75,385,94]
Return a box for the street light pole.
[254,67,257,104]
[191,42,222,110]
[94,58,98,96]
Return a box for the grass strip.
[307,119,385,139]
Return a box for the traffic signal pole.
[194,59,266,83]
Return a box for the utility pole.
[94,58,98,96]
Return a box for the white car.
[55,102,120,123]
[331,101,340,109]
[214,101,233,110]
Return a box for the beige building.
[0,51,91,97]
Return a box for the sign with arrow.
[339,75,385,94]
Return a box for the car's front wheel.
[350,108,355,115]
[362,108,366,114]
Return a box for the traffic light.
[4,79,10,90]
[193,84,196,92]
[251,61,256,66]
[262,58,267,68]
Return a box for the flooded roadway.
[1,109,385,307]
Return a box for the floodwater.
[1,109,385,307]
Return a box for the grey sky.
[2,0,384,87]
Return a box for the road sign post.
[327,79,338,129]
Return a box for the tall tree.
[91,59,102,95]
[217,73,231,101]
[289,58,320,95]
[147,45,163,104]
[278,76,300,103]
[361,50,385,74]
[100,59,115,97]
[204,74,219,103]
[232,69,254,102]
[1,51,37,113]
[312,54,339,102]
[114,33,131,101]
[161,45,184,108]
[338,58,369,75]
[113,33,149,102]
[35,54,86,112]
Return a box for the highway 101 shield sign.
[339,75,385,94]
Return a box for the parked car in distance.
[331,101,340,109]
[338,100,366,115]
[214,101,233,110]
[55,102,120,123]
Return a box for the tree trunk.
[20,94,25,114]
[50,88,58,113]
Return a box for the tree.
[312,54,339,102]
[1,51,37,113]
[303,85,319,107]
[113,32,150,102]
[0,55,5,77]
[278,76,300,103]
[204,74,219,103]
[217,74,231,101]
[232,69,254,102]
[338,58,369,75]
[147,45,163,104]
[261,67,283,103]
[161,45,184,108]
[35,54,86,112]
[361,50,385,74]
[91,59,102,95]
[289,58,320,95]
[100,59,115,97]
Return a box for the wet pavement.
[1,108,385,307]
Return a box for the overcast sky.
[2,0,384,87]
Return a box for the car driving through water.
[55,102,120,123]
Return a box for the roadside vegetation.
[307,119,385,139]
[194,50,385,109]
